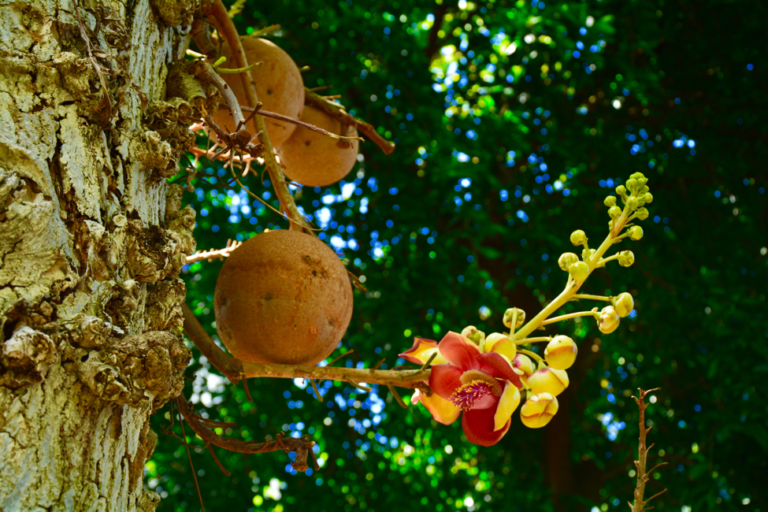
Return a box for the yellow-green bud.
[643,193,653,204]
[604,196,617,207]
[558,252,579,271]
[528,368,569,397]
[484,333,516,360]
[461,326,486,345]
[637,176,648,186]
[630,172,646,180]
[616,185,627,196]
[635,207,649,221]
[618,250,635,267]
[520,393,559,429]
[608,206,622,219]
[626,178,638,193]
[568,261,589,280]
[628,226,644,241]
[613,292,634,318]
[513,354,536,378]
[570,230,587,246]
[503,308,526,329]
[598,306,620,334]
[544,335,578,370]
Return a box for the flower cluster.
[400,173,653,446]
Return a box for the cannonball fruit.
[214,230,353,366]
[212,37,304,148]
[278,105,359,187]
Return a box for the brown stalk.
[232,104,364,142]
[630,388,668,512]
[181,302,243,383]
[304,88,396,155]
[208,0,310,233]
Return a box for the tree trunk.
[0,1,199,510]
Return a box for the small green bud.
[582,248,596,264]
[503,308,526,329]
[608,206,622,219]
[628,226,644,241]
[618,250,635,267]
[597,306,620,334]
[615,185,627,196]
[626,178,638,193]
[630,172,646,180]
[626,197,638,210]
[570,230,587,246]
[558,252,579,271]
[461,326,486,345]
[635,208,649,221]
[568,261,589,280]
[613,292,634,318]
[604,196,617,207]
[637,177,648,186]
[644,193,654,204]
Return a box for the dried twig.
[232,104,363,142]
[304,88,396,155]
[176,394,318,472]
[630,388,668,512]
[186,239,243,264]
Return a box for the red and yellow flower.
[400,332,524,446]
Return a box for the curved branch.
[304,88,396,155]
[175,394,318,472]
[182,302,243,383]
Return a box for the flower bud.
[598,306,620,334]
[513,354,535,378]
[528,367,569,397]
[630,172,646,180]
[643,193,653,204]
[520,393,559,429]
[626,197,638,210]
[635,207,649,221]
[615,185,627,197]
[613,292,634,318]
[626,178,638,193]
[608,206,622,219]
[628,226,643,241]
[461,326,485,345]
[558,252,579,271]
[544,335,578,370]
[604,196,617,207]
[618,250,635,267]
[503,308,526,329]
[570,230,587,246]
[484,333,516,360]
[637,177,648,186]
[568,261,589,281]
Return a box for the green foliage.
[151,0,767,511]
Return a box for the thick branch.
[242,362,432,392]
[175,394,318,472]
[304,88,396,155]
[209,1,310,232]
[182,302,243,383]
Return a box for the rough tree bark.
[0,1,201,510]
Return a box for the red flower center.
[450,380,494,410]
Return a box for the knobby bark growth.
[0,1,202,510]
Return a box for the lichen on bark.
[0,0,201,510]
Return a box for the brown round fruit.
[278,105,359,187]
[211,37,304,148]
[214,230,353,366]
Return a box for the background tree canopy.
[149,0,767,511]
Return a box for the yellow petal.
[493,385,521,431]
[399,338,448,365]
[420,390,461,425]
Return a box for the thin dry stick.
[310,379,323,402]
[178,406,206,512]
[209,0,310,233]
[233,104,363,141]
[630,388,668,512]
